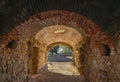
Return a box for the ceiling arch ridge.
[0,10,114,50]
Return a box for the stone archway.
[1,10,113,49]
[46,43,78,75]
[46,42,73,62]
[0,10,115,82]
[28,25,84,75]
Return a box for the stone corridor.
[0,0,120,82]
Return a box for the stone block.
[116,63,120,79]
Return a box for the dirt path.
[29,62,87,82]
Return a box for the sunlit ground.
[47,45,80,75]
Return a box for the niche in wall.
[101,44,111,56]
[6,40,16,49]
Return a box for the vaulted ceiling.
[0,0,120,38]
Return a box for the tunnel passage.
[28,25,84,76]
[46,44,80,75]
[0,10,116,82]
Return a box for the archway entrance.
[48,44,73,62]
[28,25,84,77]
[47,44,80,75]
[33,25,83,74]
[27,25,85,81]
[0,10,115,82]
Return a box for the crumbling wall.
[0,10,117,82]
[0,41,28,82]
[114,35,120,82]
[79,37,119,82]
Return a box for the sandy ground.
[29,62,87,82]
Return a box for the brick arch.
[17,11,114,77]
[1,10,114,49]
[0,10,116,81]
[29,25,83,74]
[47,42,73,52]
[34,25,83,50]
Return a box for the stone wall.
[27,38,47,75]
[79,37,120,82]
[0,41,28,82]
[114,37,120,82]
[0,10,117,82]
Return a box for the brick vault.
[0,0,120,82]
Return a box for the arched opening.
[100,44,111,56]
[6,40,16,49]
[104,44,111,56]
[46,44,80,75]
[27,25,84,77]
[47,44,73,62]
[0,8,116,82]
[25,23,114,82]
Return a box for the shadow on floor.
[29,70,87,82]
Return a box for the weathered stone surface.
[0,10,119,82]
[0,41,28,82]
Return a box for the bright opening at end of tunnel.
[48,44,73,62]
[47,44,80,75]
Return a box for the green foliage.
[49,45,59,55]
[48,45,72,56]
